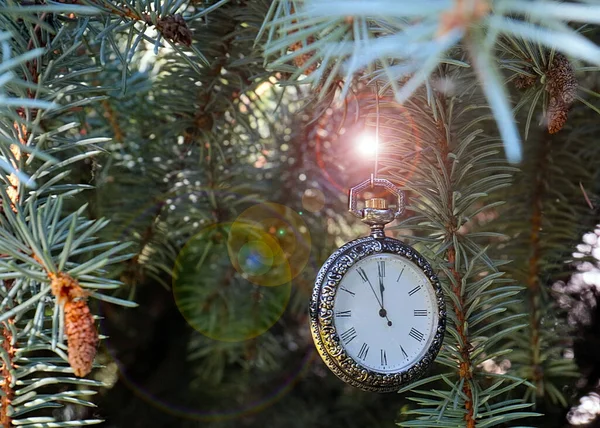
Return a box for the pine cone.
[157,14,193,47]
[50,272,85,305]
[64,300,98,377]
[514,73,538,90]
[546,53,577,134]
[50,272,98,377]
[289,38,317,75]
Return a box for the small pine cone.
[50,272,84,305]
[64,299,98,377]
[514,73,538,90]
[157,14,193,47]
[546,53,577,133]
[290,38,318,75]
[50,272,97,376]
[547,98,569,134]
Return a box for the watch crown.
[365,198,388,210]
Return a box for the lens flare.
[103,191,317,421]
[173,223,291,342]
[228,203,311,287]
[237,240,274,276]
[356,132,378,156]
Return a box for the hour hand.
[378,261,386,308]
[379,277,385,308]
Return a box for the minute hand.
[359,270,392,325]
[379,277,385,308]
[364,275,383,308]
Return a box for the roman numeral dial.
[409,328,424,342]
[341,327,357,344]
[332,253,438,373]
[358,343,370,360]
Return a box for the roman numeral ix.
[335,310,352,318]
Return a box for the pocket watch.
[309,178,446,392]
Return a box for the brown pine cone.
[50,272,98,377]
[157,14,193,47]
[514,73,538,90]
[64,299,98,377]
[290,38,318,75]
[546,53,577,134]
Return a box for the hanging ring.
[348,178,406,219]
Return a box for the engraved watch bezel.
[309,235,446,393]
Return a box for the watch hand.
[368,278,392,326]
[379,277,385,309]
[365,277,383,308]
[359,268,393,326]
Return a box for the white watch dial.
[333,253,439,373]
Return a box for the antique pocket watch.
[309,178,446,392]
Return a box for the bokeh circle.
[173,222,291,342]
[302,188,325,213]
[101,190,317,421]
[227,203,311,287]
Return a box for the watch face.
[309,236,445,392]
[333,253,438,373]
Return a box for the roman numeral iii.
[409,328,424,342]
[414,309,427,317]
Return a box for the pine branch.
[490,121,600,406]
[0,3,139,423]
[259,0,600,164]
[436,100,476,428]
[525,137,546,397]
[379,66,536,426]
